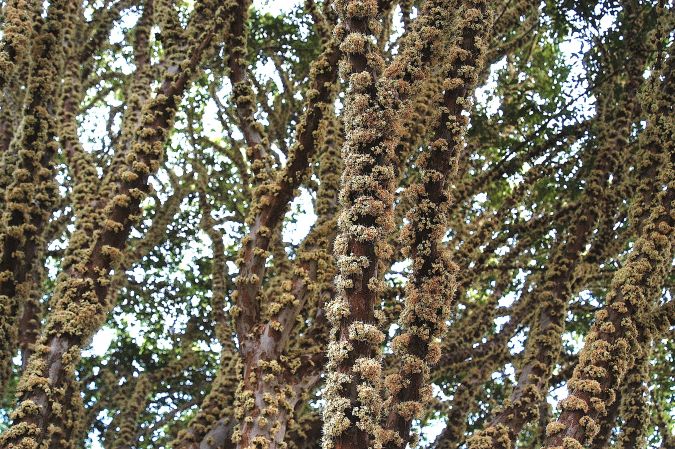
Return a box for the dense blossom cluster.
[0,0,67,403]
[382,2,490,449]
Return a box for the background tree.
[0,0,672,449]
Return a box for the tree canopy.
[0,0,672,449]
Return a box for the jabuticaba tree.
[0,1,673,449]
[464,4,658,449]
[0,0,67,396]
[382,2,491,449]
[541,31,674,449]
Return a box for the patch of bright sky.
[259,0,301,14]
[283,188,318,245]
